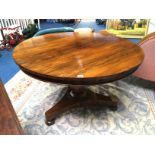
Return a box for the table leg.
[45,85,118,126]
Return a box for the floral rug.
[5,71,155,135]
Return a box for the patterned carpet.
[5,71,155,135]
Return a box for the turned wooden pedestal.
[45,85,118,125]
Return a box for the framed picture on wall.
[106,19,150,38]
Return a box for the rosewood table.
[13,31,144,125]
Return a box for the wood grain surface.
[0,80,23,135]
[13,31,144,85]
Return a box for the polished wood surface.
[13,31,144,85]
[0,80,23,134]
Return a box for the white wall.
[0,32,3,40]
[148,19,155,34]
[0,23,3,40]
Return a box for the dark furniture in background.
[96,19,107,25]
[22,23,38,39]
[0,80,23,135]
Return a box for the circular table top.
[13,31,144,85]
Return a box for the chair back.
[33,27,74,37]
[133,32,155,81]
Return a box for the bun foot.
[46,119,55,126]
[109,106,117,111]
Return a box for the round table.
[13,31,144,125]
